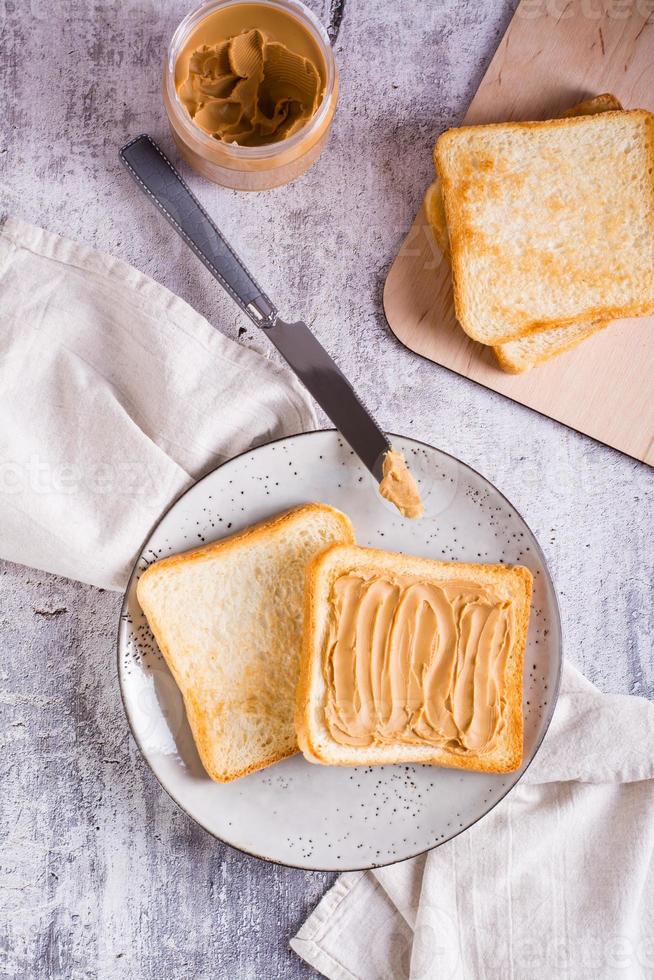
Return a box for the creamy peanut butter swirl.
[178,28,323,146]
[323,572,514,754]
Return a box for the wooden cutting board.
[383,0,654,465]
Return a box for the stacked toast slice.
[426,96,654,372]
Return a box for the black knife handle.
[119,134,278,327]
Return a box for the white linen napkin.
[292,662,654,980]
[0,216,316,591]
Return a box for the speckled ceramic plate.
[118,430,561,871]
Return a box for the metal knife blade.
[119,134,391,481]
[264,318,390,478]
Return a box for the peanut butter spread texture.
[379,450,424,519]
[323,572,515,754]
[177,28,323,146]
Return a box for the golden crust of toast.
[493,320,610,372]
[561,93,622,117]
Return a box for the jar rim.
[164,0,336,160]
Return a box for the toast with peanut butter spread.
[296,544,532,774]
[137,503,354,783]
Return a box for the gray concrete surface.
[1,0,652,977]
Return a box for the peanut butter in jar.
[163,0,338,190]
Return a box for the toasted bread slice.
[492,320,609,372]
[424,178,451,260]
[425,94,619,372]
[561,93,623,117]
[426,94,623,260]
[296,544,533,774]
[137,504,355,783]
[435,109,654,344]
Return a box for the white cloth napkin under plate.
[292,661,654,980]
[0,216,316,590]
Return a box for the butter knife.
[119,135,391,482]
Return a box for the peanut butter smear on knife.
[379,450,424,519]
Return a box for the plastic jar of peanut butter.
[163,0,338,190]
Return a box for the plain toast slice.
[137,503,355,782]
[425,95,619,371]
[435,109,654,344]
